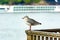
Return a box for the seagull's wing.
[27,18,41,25]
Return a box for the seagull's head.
[22,16,29,19]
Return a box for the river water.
[0,12,60,40]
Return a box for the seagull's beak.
[22,17,24,19]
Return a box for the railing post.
[36,35,38,40]
[27,35,31,40]
[40,36,42,40]
[44,36,46,40]
[48,37,50,40]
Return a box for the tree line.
[0,0,40,5]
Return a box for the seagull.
[22,16,42,30]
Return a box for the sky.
[0,12,60,40]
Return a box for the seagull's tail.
[39,23,42,25]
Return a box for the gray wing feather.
[27,18,41,25]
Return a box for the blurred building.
[13,1,25,5]
[45,0,56,5]
[32,0,48,5]
[38,0,48,5]
[57,0,60,5]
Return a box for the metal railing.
[25,29,60,40]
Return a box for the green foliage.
[23,0,31,3]
[33,0,41,3]
[17,0,22,2]
[0,0,41,4]
[0,0,9,4]
[23,0,41,4]
[14,0,22,2]
[4,0,9,2]
[0,0,3,4]
[0,2,2,4]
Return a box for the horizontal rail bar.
[25,30,60,38]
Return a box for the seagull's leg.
[30,25,31,31]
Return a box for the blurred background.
[0,0,60,5]
[0,12,60,40]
